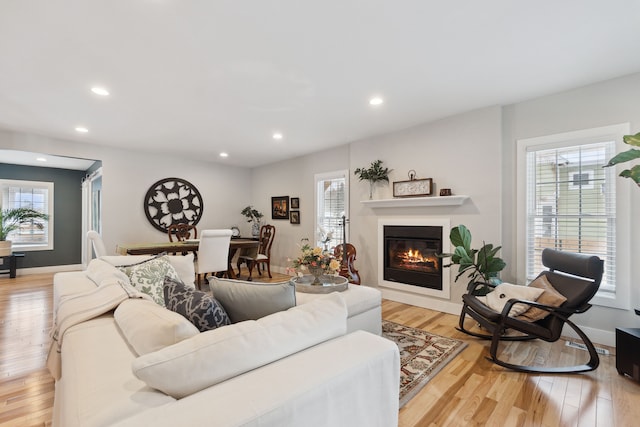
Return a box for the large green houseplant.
[0,207,50,256]
[438,224,506,294]
[604,131,640,185]
[354,160,392,199]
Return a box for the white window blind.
[525,141,616,293]
[315,170,349,249]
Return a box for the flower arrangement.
[290,238,341,275]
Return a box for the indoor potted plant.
[438,224,506,294]
[240,206,264,237]
[290,238,341,285]
[604,131,640,185]
[0,207,50,256]
[354,160,392,199]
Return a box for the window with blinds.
[1,179,53,250]
[525,141,616,293]
[315,170,349,249]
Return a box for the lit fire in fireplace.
[396,248,439,271]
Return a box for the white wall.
[350,106,503,308]
[250,145,350,271]
[0,130,252,258]
[251,106,503,311]
[502,72,640,343]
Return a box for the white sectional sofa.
[51,255,399,427]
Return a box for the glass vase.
[308,266,325,285]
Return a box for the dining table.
[115,238,259,279]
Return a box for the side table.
[0,253,25,278]
[616,327,640,382]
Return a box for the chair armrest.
[500,298,588,318]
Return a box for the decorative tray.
[290,275,349,294]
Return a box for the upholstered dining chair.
[458,248,604,373]
[87,230,107,258]
[196,229,232,289]
[236,224,275,281]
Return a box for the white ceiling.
[1,1,640,168]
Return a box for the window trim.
[0,179,54,252]
[314,169,349,248]
[516,123,631,310]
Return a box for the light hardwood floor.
[1,271,639,427]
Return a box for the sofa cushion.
[114,299,200,356]
[117,255,180,306]
[86,259,130,287]
[102,254,196,289]
[132,292,347,399]
[164,277,230,332]
[476,282,544,316]
[209,277,296,323]
[516,275,568,322]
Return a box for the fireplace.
[378,217,450,299]
[383,225,442,289]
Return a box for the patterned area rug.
[382,320,467,407]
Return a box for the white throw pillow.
[86,258,130,286]
[102,254,196,289]
[476,282,544,317]
[114,299,200,356]
[132,292,347,398]
[209,277,296,323]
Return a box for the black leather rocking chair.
[458,248,604,373]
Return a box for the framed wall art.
[271,196,290,219]
[393,177,433,198]
[144,177,203,232]
[290,210,300,224]
[290,197,300,209]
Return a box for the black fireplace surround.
[383,225,443,289]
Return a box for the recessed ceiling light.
[36,157,47,162]
[219,152,229,158]
[91,87,110,96]
[273,133,283,140]
[75,127,89,133]
[369,97,384,106]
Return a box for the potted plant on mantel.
[0,208,50,256]
[354,160,392,199]
[438,224,506,295]
[240,206,264,238]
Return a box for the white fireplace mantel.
[361,195,469,208]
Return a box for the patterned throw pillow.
[164,276,230,332]
[117,254,180,306]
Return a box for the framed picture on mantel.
[393,178,433,197]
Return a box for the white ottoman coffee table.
[295,284,382,335]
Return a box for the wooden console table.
[0,253,25,278]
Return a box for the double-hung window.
[314,170,349,249]
[517,124,630,309]
[0,179,54,251]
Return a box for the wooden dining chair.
[167,224,197,256]
[167,224,197,242]
[236,225,275,281]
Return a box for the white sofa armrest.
[111,331,400,427]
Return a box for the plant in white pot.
[354,160,392,199]
[0,208,50,256]
[240,206,264,238]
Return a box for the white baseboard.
[380,287,462,315]
[562,324,615,348]
[15,264,84,276]
[381,287,615,347]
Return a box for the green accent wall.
[0,163,88,267]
